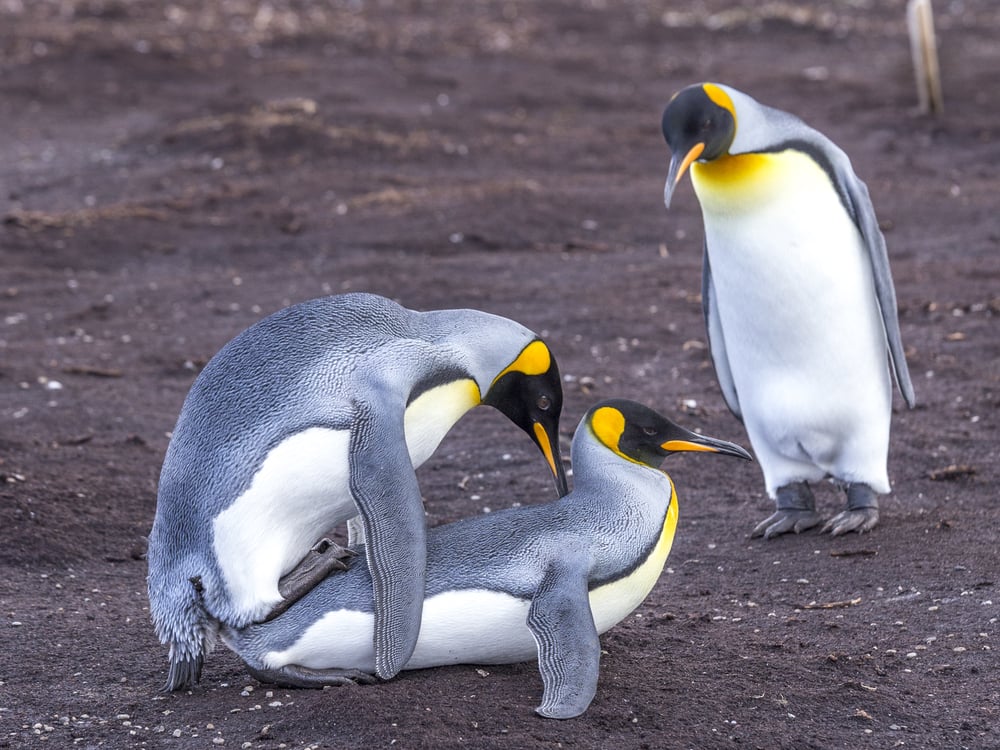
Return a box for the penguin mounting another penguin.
[660,82,915,539]
[147,292,569,692]
[220,399,752,719]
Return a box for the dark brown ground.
[2,1,999,748]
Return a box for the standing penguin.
[660,83,915,539]
[147,292,568,691]
[220,399,751,719]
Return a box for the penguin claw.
[750,509,824,539]
[822,508,879,536]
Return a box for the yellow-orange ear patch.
[493,340,551,384]
[590,406,626,457]
[702,83,735,117]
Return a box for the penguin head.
[586,399,752,469]
[483,338,569,497]
[661,83,738,208]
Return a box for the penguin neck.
[570,434,673,519]
[692,152,771,183]
[691,149,828,215]
[404,378,482,468]
[416,308,534,394]
[569,433,678,611]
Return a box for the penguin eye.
[642,426,657,436]
[536,395,551,411]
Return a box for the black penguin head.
[483,339,569,497]
[587,399,752,469]
[661,83,738,207]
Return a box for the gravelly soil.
[2,1,999,748]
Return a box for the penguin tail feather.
[163,651,204,692]
[148,571,219,691]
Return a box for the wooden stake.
[907,0,944,114]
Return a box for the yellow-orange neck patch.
[691,149,825,214]
[692,152,772,184]
[493,340,551,385]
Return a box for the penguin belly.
[212,427,356,621]
[692,151,892,493]
[260,589,537,672]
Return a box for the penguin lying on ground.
[221,399,751,719]
[660,82,915,539]
[147,292,569,691]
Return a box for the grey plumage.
[148,292,567,690]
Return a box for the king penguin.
[220,399,751,719]
[147,292,569,691]
[660,82,915,539]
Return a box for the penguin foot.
[751,482,822,539]
[278,538,357,601]
[244,662,377,689]
[751,509,824,539]
[261,539,357,623]
[822,507,879,536]
[822,483,880,535]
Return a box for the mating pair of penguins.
[147,83,915,719]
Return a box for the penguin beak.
[484,361,570,498]
[663,142,704,209]
[661,429,752,462]
[532,420,570,497]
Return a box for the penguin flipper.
[702,247,742,419]
[348,399,427,681]
[838,170,916,408]
[527,560,600,719]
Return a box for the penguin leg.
[822,483,880,536]
[751,482,824,539]
[260,538,357,623]
[243,661,377,689]
[527,560,600,719]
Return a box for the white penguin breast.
[213,427,355,620]
[263,589,537,672]
[694,152,888,383]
